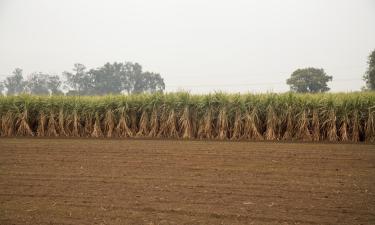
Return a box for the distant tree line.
[0,62,165,96]
[1,49,374,95]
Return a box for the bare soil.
[0,139,374,225]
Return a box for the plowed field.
[0,139,374,224]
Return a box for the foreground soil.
[0,139,374,225]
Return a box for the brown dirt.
[0,139,374,225]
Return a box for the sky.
[0,0,374,93]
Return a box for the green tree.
[47,75,64,95]
[363,49,375,90]
[88,62,124,95]
[133,72,165,94]
[122,62,142,94]
[25,72,63,95]
[121,62,164,94]
[63,63,91,95]
[286,68,332,93]
[64,62,165,95]
[4,68,26,95]
[0,81,4,95]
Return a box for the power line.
[167,78,363,88]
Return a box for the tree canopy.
[363,49,375,90]
[0,81,4,95]
[286,68,332,93]
[64,62,165,95]
[4,68,26,95]
[25,72,63,95]
[63,63,90,95]
[0,62,165,96]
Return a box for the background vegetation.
[0,62,165,96]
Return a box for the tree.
[0,82,5,95]
[25,72,63,95]
[4,68,26,95]
[87,62,124,95]
[286,68,332,93]
[122,62,142,94]
[47,75,64,95]
[63,63,91,95]
[25,73,49,95]
[0,81,4,95]
[363,49,375,90]
[133,72,165,94]
[119,62,164,94]
[64,62,165,95]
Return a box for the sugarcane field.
[1,1,375,224]
[0,93,375,142]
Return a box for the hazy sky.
[0,0,374,93]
